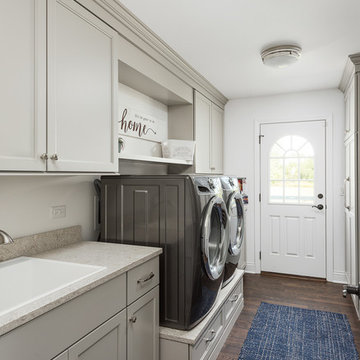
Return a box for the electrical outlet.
[51,205,66,219]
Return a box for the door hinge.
[259,251,261,260]
[259,193,261,202]
[259,134,264,144]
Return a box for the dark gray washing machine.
[220,176,245,287]
[100,175,229,330]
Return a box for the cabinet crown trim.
[85,0,228,107]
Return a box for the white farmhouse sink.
[0,257,105,316]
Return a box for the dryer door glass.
[201,196,228,280]
[227,192,245,256]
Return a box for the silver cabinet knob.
[40,153,48,160]
[50,154,59,161]
[129,316,137,323]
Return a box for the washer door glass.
[227,192,244,256]
[201,196,228,280]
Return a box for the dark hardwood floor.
[217,273,360,360]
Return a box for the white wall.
[0,176,98,241]
[224,88,345,282]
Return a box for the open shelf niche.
[116,35,194,173]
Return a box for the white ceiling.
[119,0,360,99]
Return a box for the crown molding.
[76,0,228,107]
[350,53,360,72]
[339,53,360,93]
[350,53,360,65]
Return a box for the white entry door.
[260,120,326,278]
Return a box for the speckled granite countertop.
[0,234,161,336]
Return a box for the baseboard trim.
[331,271,347,284]
[245,262,257,274]
[261,271,326,282]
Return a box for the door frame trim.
[252,114,339,282]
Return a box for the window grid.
[269,135,314,205]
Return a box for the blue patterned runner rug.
[238,302,358,360]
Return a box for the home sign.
[118,106,165,142]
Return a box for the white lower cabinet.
[128,287,160,360]
[68,310,127,360]
[53,310,126,360]
[0,257,160,360]
[160,270,244,360]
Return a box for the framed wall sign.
[118,106,167,142]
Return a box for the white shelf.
[118,153,193,166]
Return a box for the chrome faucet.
[0,230,14,245]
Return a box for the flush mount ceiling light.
[261,45,302,68]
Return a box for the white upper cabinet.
[47,0,118,172]
[211,103,224,174]
[344,78,355,140]
[194,91,224,174]
[0,0,47,171]
[194,92,212,173]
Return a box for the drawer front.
[192,309,224,360]
[224,279,243,323]
[127,257,159,305]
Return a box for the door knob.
[312,204,324,210]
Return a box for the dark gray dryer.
[220,176,245,287]
[100,175,229,330]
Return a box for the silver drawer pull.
[204,329,216,343]
[129,316,137,323]
[137,271,155,284]
[230,294,239,303]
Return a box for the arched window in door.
[269,135,314,204]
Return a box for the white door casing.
[260,120,326,278]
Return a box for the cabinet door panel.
[127,286,159,360]
[48,0,117,172]
[53,351,69,360]
[195,91,211,173]
[211,104,224,174]
[68,310,126,360]
[345,79,356,141]
[0,0,46,171]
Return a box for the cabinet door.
[127,286,159,360]
[345,78,355,140]
[0,0,46,171]
[47,0,118,172]
[194,91,211,173]
[68,310,126,360]
[53,351,69,360]
[210,104,224,174]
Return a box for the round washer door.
[201,196,229,280]
[227,192,245,256]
